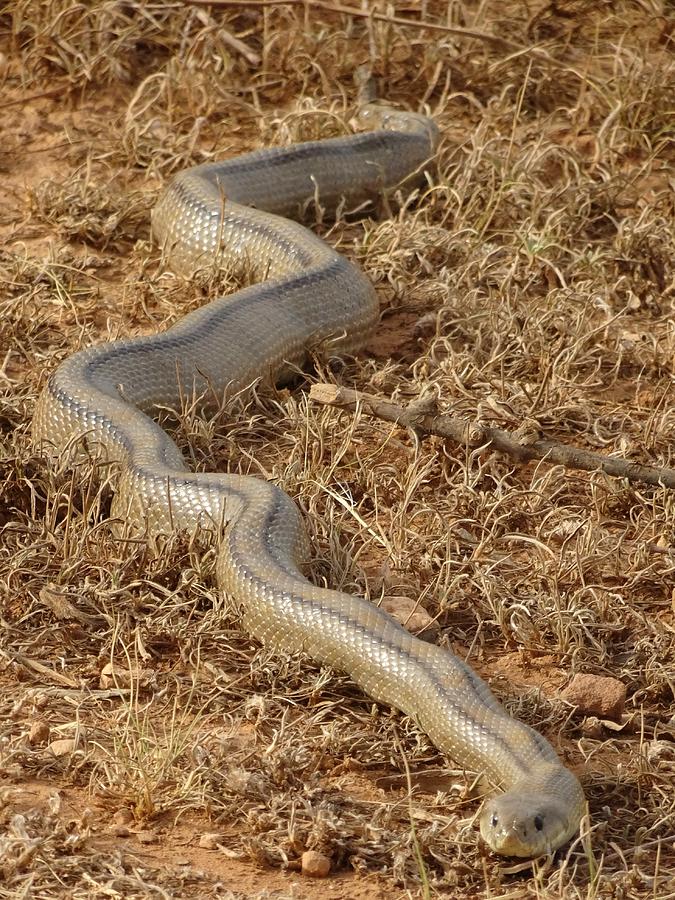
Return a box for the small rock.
[100,662,151,689]
[28,720,50,745]
[135,830,157,845]
[381,596,437,638]
[301,850,331,878]
[646,741,673,763]
[580,716,604,739]
[109,824,130,837]
[48,738,78,756]
[113,808,134,826]
[560,673,626,722]
[199,832,224,850]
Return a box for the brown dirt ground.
[1,1,674,898]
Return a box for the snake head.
[353,104,440,151]
[479,795,556,857]
[479,769,584,857]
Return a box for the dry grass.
[1,0,674,896]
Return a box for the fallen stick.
[181,0,520,49]
[309,383,675,490]
[181,0,603,86]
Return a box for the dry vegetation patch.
[1,1,674,897]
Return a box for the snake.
[33,99,585,858]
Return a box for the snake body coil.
[33,104,585,857]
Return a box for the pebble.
[560,673,626,722]
[301,850,331,878]
[381,596,437,638]
[47,737,78,756]
[113,808,134,825]
[136,830,157,844]
[199,832,224,850]
[28,719,50,745]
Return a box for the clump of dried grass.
[29,176,150,249]
[1,1,674,897]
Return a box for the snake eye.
[534,814,544,831]
[491,813,499,828]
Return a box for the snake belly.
[33,104,585,857]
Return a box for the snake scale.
[33,101,585,857]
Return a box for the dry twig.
[181,0,519,48]
[310,384,675,489]
[180,0,602,87]
[190,4,262,65]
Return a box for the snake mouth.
[480,816,553,858]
